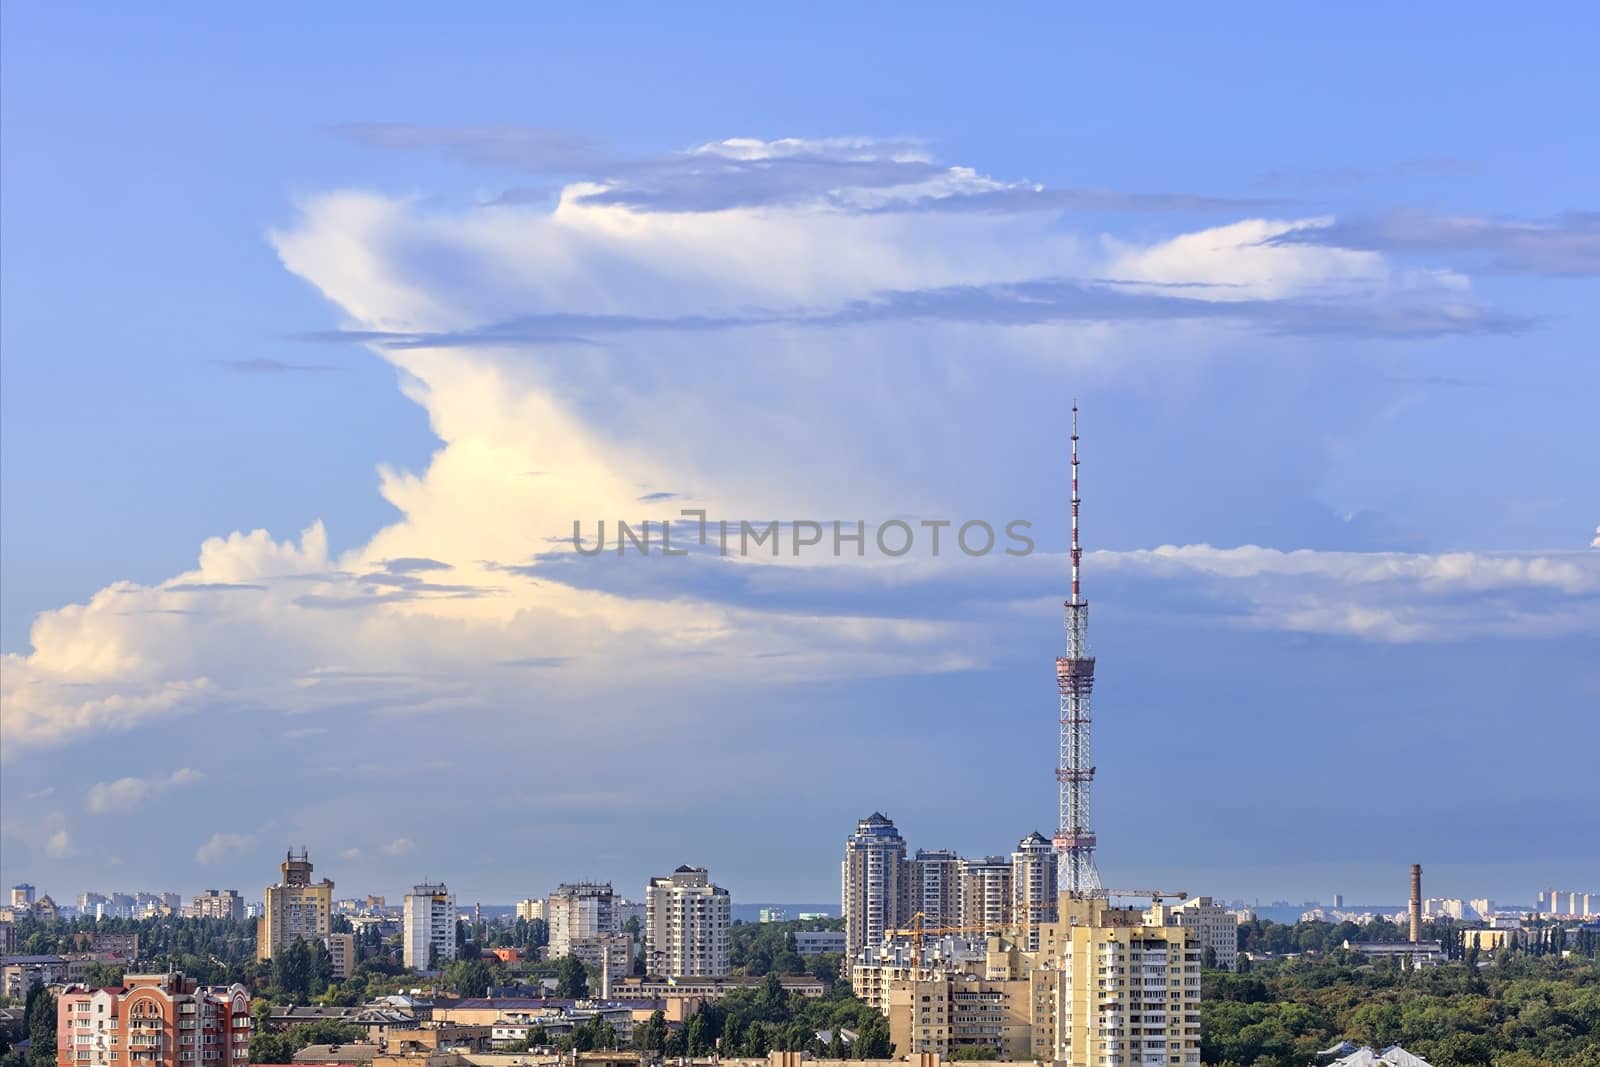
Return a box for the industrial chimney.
[1409,864,1423,943]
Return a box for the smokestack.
[1409,864,1422,943]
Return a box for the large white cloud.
[0,137,1556,758]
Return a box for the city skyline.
[3,6,1597,909]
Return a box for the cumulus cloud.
[381,837,416,857]
[0,132,1562,758]
[47,828,74,859]
[86,768,206,814]
[195,832,254,865]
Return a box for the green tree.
[950,1047,998,1060]
[855,1015,891,1059]
[632,1010,667,1051]
[25,984,56,1067]
[685,1012,711,1055]
[555,955,589,999]
[448,958,495,998]
[249,1031,296,1065]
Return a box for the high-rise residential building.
[548,881,621,967]
[645,866,731,978]
[911,849,961,929]
[841,813,911,971]
[1469,898,1494,919]
[514,899,546,922]
[1535,889,1598,916]
[1423,897,1466,921]
[1011,832,1058,951]
[879,897,1202,1065]
[403,884,457,970]
[10,885,35,909]
[957,856,1012,935]
[1149,896,1237,972]
[55,971,252,1067]
[1035,897,1202,1066]
[256,849,334,962]
[189,890,245,922]
[0,921,15,955]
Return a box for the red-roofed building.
[55,972,252,1067]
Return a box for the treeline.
[631,973,890,1059]
[1202,952,1600,1067]
[729,917,844,986]
[1236,916,1599,963]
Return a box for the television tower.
[1054,403,1102,898]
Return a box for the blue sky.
[2,4,1597,911]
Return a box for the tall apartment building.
[957,856,1013,935]
[877,897,1202,1066]
[841,813,911,970]
[0,920,14,956]
[548,882,629,972]
[911,850,961,929]
[403,884,458,970]
[645,866,732,978]
[55,971,251,1067]
[1036,898,1202,1066]
[188,891,244,922]
[10,885,35,909]
[1010,833,1058,951]
[256,850,333,962]
[1535,889,1598,916]
[1148,897,1236,973]
[514,899,546,922]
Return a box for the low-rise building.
[792,931,846,956]
[2,955,68,998]
[324,933,357,980]
[1343,940,1446,966]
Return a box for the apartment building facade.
[55,972,251,1067]
[1147,897,1237,973]
[841,813,911,970]
[957,857,1012,936]
[188,892,244,922]
[644,866,731,977]
[1010,832,1058,952]
[911,850,961,929]
[256,850,333,962]
[402,884,457,970]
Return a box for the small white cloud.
[340,847,364,860]
[25,787,56,800]
[381,837,416,857]
[47,829,74,858]
[1591,524,1599,549]
[195,832,253,865]
[87,777,152,813]
[86,767,205,814]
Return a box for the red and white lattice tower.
[1054,403,1103,899]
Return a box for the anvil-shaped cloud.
[3,136,1591,756]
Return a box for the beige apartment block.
[257,850,334,962]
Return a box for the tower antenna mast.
[1055,402,1102,898]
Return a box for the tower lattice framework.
[1054,403,1102,899]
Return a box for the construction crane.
[885,912,1005,970]
[1101,889,1188,905]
